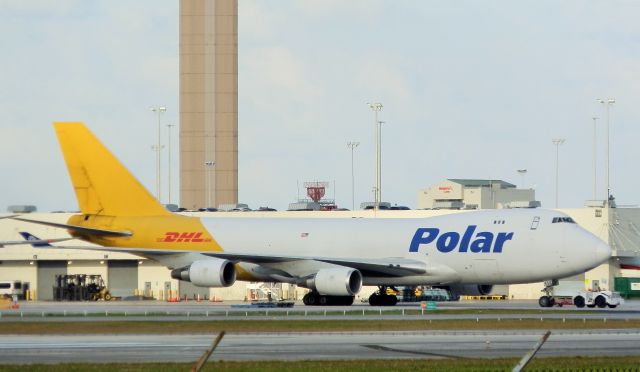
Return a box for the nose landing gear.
[538,279,559,308]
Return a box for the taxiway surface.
[1,330,639,363]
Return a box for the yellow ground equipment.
[53,274,113,301]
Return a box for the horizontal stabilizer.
[11,217,132,237]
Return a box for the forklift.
[86,275,113,301]
[53,274,113,301]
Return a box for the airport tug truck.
[538,280,623,308]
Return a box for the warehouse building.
[417,179,539,210]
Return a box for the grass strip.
[1,357,640,371]
[1,318,639,334]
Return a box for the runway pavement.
[1,330,639,363]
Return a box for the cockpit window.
[552,217,576,224]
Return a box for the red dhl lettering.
[157,232,211,243]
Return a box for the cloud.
[3,1,640,211]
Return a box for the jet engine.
[442,284,494,300]
[305,267,362,296]
[170,258,236,287]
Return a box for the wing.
[201,252,428,277]
[22,242,427,277]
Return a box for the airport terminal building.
[2,180,639,302]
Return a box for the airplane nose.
[595,240,611,265]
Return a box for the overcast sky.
[1,1,639,212]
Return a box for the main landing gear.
[302,291,355,306]
[538,279,559,308]
[368,286,398,306]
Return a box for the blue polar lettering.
[409,225,514,253]
[436,231,460,253]
[494,232,514,253]
[470,232,493,253]
[409,228,439,252]
[459,225,476,252]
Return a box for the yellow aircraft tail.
[54,122,171,217]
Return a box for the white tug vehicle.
[538,280,624,309]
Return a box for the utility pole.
[377,120,385,206]
[167,123,175,205]
[552,138,565,208]
[347,141,360,210]
[150,106,166,202]
[367,102,383,210]
[591,117,599,200]
[597,98,615,205]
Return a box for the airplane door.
[558,225,568,268]
[473,259,503,281]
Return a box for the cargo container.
[614,277,640,299]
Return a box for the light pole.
[204,161,215,208]
[166,123,175,205]
[377,120,386,205]
[347,141,360,210]
[517,169,527,188]
[150,106,166,202]
[597,98,615,205]
[552,138,565,208]
[591,117,599,200]
[367,102,383,210]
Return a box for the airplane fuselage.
[71,208,610,287]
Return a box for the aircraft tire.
[319,296,329,306]
[304,292,319,306]
[595,295,607,308]
[328,296,354,306]
[343,296,355,306]
[368,293,381,306]
[538,296,551,308]
[384,295,398,306]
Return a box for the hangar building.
[418,179,539,210]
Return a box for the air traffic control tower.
[179,0,238,209]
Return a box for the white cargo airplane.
[12,123,611,306]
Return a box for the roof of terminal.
[448,179,516,189]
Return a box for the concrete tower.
[180,0,238,209]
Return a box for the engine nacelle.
[170,258,236,287]
[305,267,362,296]
[445,284,494,298]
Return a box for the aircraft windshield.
[552,217,576,224]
